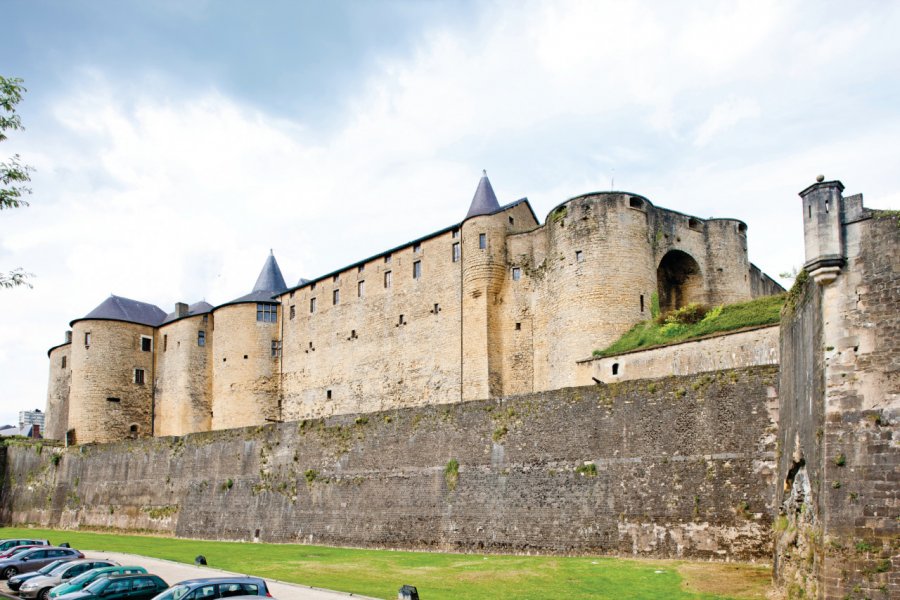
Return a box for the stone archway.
[657,250,703,313]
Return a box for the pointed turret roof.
[71,295,167,327]
[219,251,289,307]
[465,170,501,219]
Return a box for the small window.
[129,424,138,434]
[310,297,317,313]
[688,218,701,230]
[640,295,645,313]
[432,303,440,314]
[141,336,152,352]
[612,363,619,376]
[738,223,747,233]
[350,329,357,339]
[413,260,421,279]
[512,267,521,281]
[333,289,340,305]
[311,281,316,290]
[398,314,405,325]
[308,341,314,350]
[271,340,281,358]
[134,368,145,385]
[575,250,584,262]
[333,274,339,283]
[508,216,514,225]
[808,204,812,219]
[106,397,120,403]
[452,242,460,262]
[384,270,392,288]
[84,332,91,347]
[515,322,521,331]
[358,280,365,297]
[479,233,486,249]
[452,228,459,238]
[413,242,421,253]
[384,254,392,264]
[256,303,277,323]
[61,356,67,369]
[629,197,643,209]
[358,264,364,273]
[289,305,296,320]
[163,334,168,352]
[198,330,206,346]
[326,389,332,400]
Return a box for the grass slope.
[0,528,769,600]
[593,294,785,358]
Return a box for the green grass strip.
[594,294,785,358]
[0,527,765,600]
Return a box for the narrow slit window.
[479,233,486,249]
[575,250,584,262]
[198,330,206,346]
[640,295,645,312]
[413,260,421,279]
[512,267,521,281]
[358,280,365,297]
[508,216,514,225]
[452,228,459,238]
[163,334,168,352]
[289,305,296,320]
[515,322,521,331]
[134,368,145,385]
[333,289,340,305]
[384,270,392,288]
[452,242,460,262]
[326,389,332,400]
[358,264,364,273]
[612,363,619,375]
[61,356,67,369]
[85,332,91,347]
[384,254,392,264]
[433,303,440,314]
[310,297,317,313]
[413,242,421,253]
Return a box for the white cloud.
[693,97,761,147]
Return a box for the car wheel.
[2,566,18,579]
[40,589,52,600]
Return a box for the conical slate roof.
[73,295,167,327]
[162,301,214,324]
[464,171,500,219]
[220,252,289,306]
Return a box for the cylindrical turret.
[44,333,72,441]
[800,178,845,284]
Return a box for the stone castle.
[44,173,782,444]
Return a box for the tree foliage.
[1,75,33,289]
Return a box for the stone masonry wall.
[3,366,778,560]
[155,315,213,437]
[45,344,71,441]
[579,326,779,385]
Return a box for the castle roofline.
[46,340,71,357]
[215,252,289,310]
[161,301,214,325]
[465,171,501,219]
[280,197,535,297]
[70,295,167,328]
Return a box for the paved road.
[0,552,380,600]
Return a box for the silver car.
[18,559,118,600]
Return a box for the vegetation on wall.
[593,294,786,357]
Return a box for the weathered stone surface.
[2,367,778,560]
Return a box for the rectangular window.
[326,389,332,400]
[310,297,317,313]
[358,280,365,297]
[512,267,521,281]
[140,335,152,352]
[479,233,486,249]
[163,334,168,352]
[333,289,340,305]
[289,305,296,320]
[452,242,460,262]
[256,303,277,322]
[310,281,316,290]
[413,242,421,253]
[84,332,91,347]
[452,228,459,238]
[271,340,281,358]
[358,264,364,273]
[509,216,514,225]
[61,356,67,369]
[384,270,392,288]
[575,250,584,262]
[333,274,339,283]
[640,294,645,312]
[198,330,206,346]
[384,254,391,264]
[413,260,421,279]
[134,368,145,385]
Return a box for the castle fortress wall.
[210,303,280,431]
[154,314,213,437]
[67,320,155,444]
[44,343,71,440]
[281,228,467,418]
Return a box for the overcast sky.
[1,0,898,427]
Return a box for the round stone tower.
[210,252,287,430]
[67,296,166,445]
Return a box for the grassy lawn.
[0,527,770,599]
[593,294,785,358]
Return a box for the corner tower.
[800,177,845,284]
[210,252,287,430]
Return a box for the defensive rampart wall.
[2,366,778,560]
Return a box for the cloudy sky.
[1,0,898,427]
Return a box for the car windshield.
[68,569,102,586]
[152,584,190,600]
[8,548,35,560]
[37,561,66,575]
[49,562,75,576]
[84,578,111,594]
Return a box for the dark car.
[0,548,84,580]
[0,540,50,553]
[150,577,271,600]
[7,560,80,592]
[61,574,167,600]
[18,559,119,600]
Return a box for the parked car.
[0,540,50,553]
[0,547,84,580]
[7,560,80,592]
[18,559,119,600]
[58,574,168,600]
[50,566,148,599]
[0,545,45,559]
[150,577,272,600]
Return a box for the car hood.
[20,575,55,587]
[9,572,43,585]
[54,591,94,600]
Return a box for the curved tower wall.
[44,343,71,441]
[703,219,754,306]
[210,303,280,430]
[155,314,213,436]
[68,320,155,444]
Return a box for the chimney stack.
[175,302,189,318]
